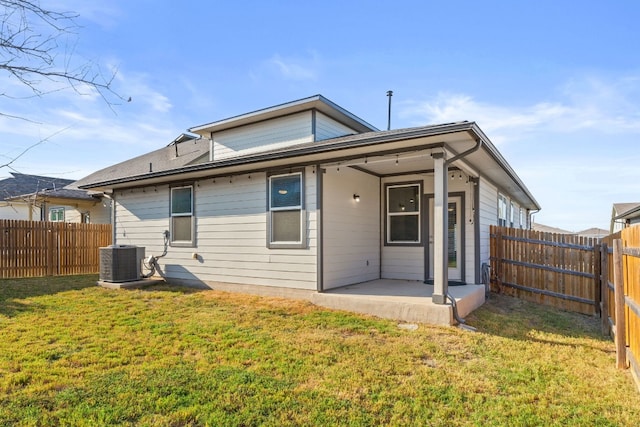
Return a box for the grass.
[1,275,639,426]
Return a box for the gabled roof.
[75,121,540,210]
[0,173,74,201]
[74,95,540,210]
[575,227,609,238]
[532,223,573,234]
[7,187,99,203]
[613,202,640,220]
[189,94,378,136]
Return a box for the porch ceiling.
[317,131,478,176]
[316,134,539,210]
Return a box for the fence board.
[0,220,111,279]
[490,226,598,315]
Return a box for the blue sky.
[1,0,639,232]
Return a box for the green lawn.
[1,275,639,426]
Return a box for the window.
[170,185,194,245]
[49,207,65,222]
[386,183,421,244]
[498,194,508,227]
[510,202,516,227]
[268,172,306,248]
[519,208,524,229]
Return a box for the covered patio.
[311,280,486,325]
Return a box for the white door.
[428,196,463,282]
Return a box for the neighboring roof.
[532,223,574,234]
[7,187,99,203]
[189,94,378,136]
[613,202,640,220]
[0,173,74,201]
[576,227,609,238]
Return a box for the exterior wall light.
[353,194,360,202]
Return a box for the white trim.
[170,185,194,246]
[268,171,306,248]
[386,183,421,244]
[49,206,65,222]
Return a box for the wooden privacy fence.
[601,227,640,388]
[491,224,640,390]
[0,219,112,278]
[490,226,600,315]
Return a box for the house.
[576,227,609,240]
[532,223,609,240]
[532,223,573,235]
[611,202,640,233]
[0,172,110,223]
[75,95,540,321]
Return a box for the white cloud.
[395,74,640,231]
[47,1,123,28]
[113,69,172,113]
[261,52,321,81]
[399,74,640,144]
[0,63,179,179]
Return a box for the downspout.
[104,192,116,244]
[528,208,541,230]
[316,164,324,292]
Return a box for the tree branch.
[0,0,126,106]
[0,125,72,169]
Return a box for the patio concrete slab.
[312,280,485,325]
[115,277,485,326]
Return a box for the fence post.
[594,242,601,316]
[601,243,610,336]
[613,239,628,369]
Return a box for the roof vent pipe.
[386,90,393,131]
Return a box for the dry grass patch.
[0,275,639,426]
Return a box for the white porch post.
[432,152,448,304]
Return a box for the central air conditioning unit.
[99,245,145,282]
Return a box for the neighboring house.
[532,223,609,240]
[0,172,110,223]
[75,95,540,305]
[532,223,573,235]
[576,227,609,240]
[611,202,640,233]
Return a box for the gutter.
[445,136,482,167]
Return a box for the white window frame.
[267,171,306,249]
[170,185,195,247]
[49,207,65,222]
[386,183,421,245]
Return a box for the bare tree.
[0,0,126,112]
